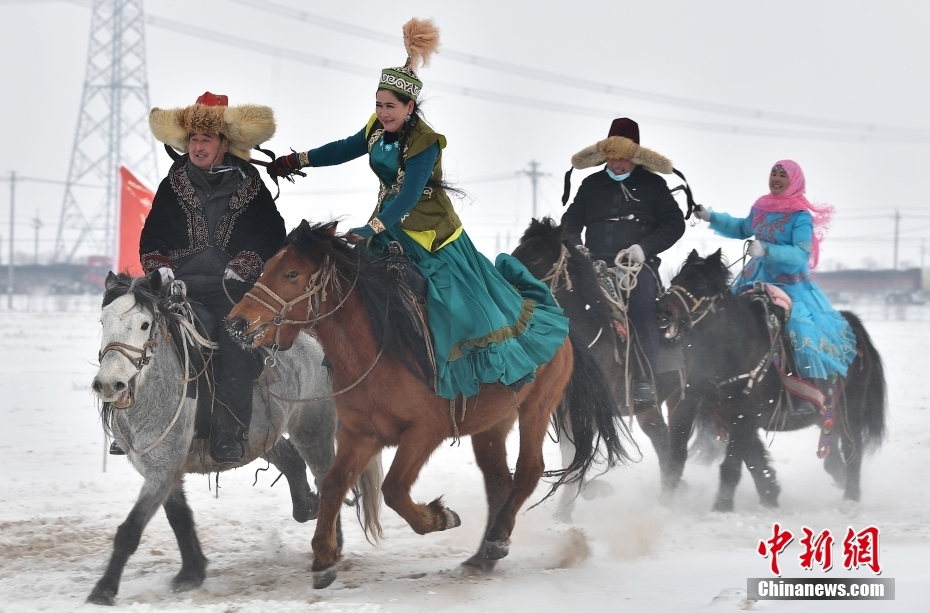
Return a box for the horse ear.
[706,248,724,264]
[686,249,700,264]
[324,222,338,236]
[146,268,163,293]
[105,271,118,289]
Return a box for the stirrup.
[108,441,126,456]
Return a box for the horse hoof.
[483,539,510,560]
[313,566,338,589]
[440,508,461,531]
[712,501,734,513]
[461,554,497,572]
[293,491,319,523]
[86,587,116,606]
[171,571,206,593]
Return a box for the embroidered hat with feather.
[149,92,275,161]
[378,18,440,101]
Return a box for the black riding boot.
[791,377,831,419]
[628,262,661,406]
[209,324,261,464]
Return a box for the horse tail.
[354,451,384,542]
[841,311,886,451]
[555,335,636,486]
[687,399,726,465]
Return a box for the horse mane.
[101,272,167,315]
[520,216,614,327]
[679,249,732,295]
[283,221,434,387]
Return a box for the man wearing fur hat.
[141,92,285,463]
[563,118,685,404]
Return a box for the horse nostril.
[227,316,248,334]
[92,379,102,393]
[115,382,126,392]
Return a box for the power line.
[224,0,930,138]
[137,15,930,144]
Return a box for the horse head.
[92,271,165,409]
[511,216,565,281]
[657,249,729,342]
[227,220,344,351]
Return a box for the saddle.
[371,241,436,389]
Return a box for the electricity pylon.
[54,0,158,263]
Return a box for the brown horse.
[226,221,629,588]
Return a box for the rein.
[539,244,572,293]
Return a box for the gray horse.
[88,271,382,606]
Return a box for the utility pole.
[32,214,43,265]
[519,160,551,219]
[7,171,15,308]
[893,209,900,270]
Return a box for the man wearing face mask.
[140,92,285,463]
[562,118,685,404]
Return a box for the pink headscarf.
[752,159,833,269]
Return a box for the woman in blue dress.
[271,18,568,400]
[695,160,857,415]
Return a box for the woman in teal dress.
[695,160,856,411]
[272,18,568,399]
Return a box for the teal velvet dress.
[309,126,569,399]
[710,208,857,379]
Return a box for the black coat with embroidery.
[140,156,285,284]
[562,165,685,262]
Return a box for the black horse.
[513,218,684,503]
[656,249,886,511]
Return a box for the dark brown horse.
[226,221,629,587]
[512,218,684,501]
[656,250,886,511]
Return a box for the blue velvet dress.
[710,208,857,379]
[307,125,569,399]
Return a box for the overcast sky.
[1,0,928,275]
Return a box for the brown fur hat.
[149,93,275,160]
[571,127,673,174]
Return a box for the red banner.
[117,166,154,276]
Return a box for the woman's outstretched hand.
[270,152,304,182]
[694,205,711,222]
[748,240,767,258]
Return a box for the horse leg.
[310,429,381,589]
[741,427,780,508]
[463,417,516,570]
[838,421,863,502]
[482,401,552,561]
[263,436,317,523]
[553,412,582,523]
[162,483,208,592]
[636,405,671,483]
[381,426,459,535]
[662,396,699,503]
[87,478,176,605]
[287,400,342,541]
[712,421,747,513]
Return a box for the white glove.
[628,244,646,263]
[158,267,174,285]
[748,241,767,258]
[224,267,246,282]
[694,205,711,222]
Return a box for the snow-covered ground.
[1,297,928,612]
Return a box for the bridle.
[98,313,167,372]
[663,284,724,328]
[538,244,572,294]
[243,254,358,364]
